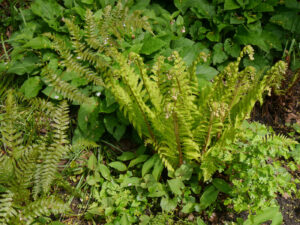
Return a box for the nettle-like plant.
[107,46,287,180]
[0,91,70,224]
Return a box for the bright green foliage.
[106,45,287,179]
[224,121,298,213]
[0,91,70,224]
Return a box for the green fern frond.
[40,101,70,194]
[0,190,17,225]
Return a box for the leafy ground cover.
[0,0,300,224]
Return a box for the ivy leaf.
[104,114,126,141]
[167,178,185,195]
[20,77,43,98]
[199,185,219,209]
[140,37,167,55]
[108,161,127,172]
[213,43,228,65]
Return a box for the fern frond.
[42,67,91,104]
[0,190,17,225]
[40,101,70,194]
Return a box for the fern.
[0,91,71,224]
[41,3,287,180]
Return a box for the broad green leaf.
[213,43,228,65]
[199,185,219,209]
[140,37,167,55]
[181,202,195,214]
[128,155,149,168]
[224,0,240,10]
[31,0,64,31]
[243,207,283,225]
[49,222,65,225]
[167,178,185,195]
[42,87,63,100]
[81,0,94,4]
[196,65,219,81]
[270,11,300,34]
[23,36,51,49]
[7,56,39,75]
[212,178,232,194]
[160,197,177,212]
[117,152,136,161]
[174,164,193,181]
[224,38,240,58]
[20,77,43,98]
[120,214,130,225]
[152,157,164,181]
[104,114,126,141]
[142,154,158,177]
[98,164,111,180]
[197,217,207,225]
[121,177,140,187]
[108,161,127,172]
[87,153,97,171]
[254,3,274,12]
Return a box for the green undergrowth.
[0,0,299,225]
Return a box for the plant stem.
[173,110,183,166]
[1,34,9,61]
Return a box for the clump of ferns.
[40,2,152,105]
[0,91,71,224]
[105,45,288,181]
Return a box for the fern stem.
[122,76,156,142]
[203,112,214,153]
[172,109,183,166]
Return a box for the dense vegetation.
[0,0,299,224]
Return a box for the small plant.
[0,90,71,224]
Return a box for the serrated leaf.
[98,164,111,180]
[108,161,127,172]
[200,185,219,209]
[167,178,185,195]
[20,76,43,98]
[224,38,240,58]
